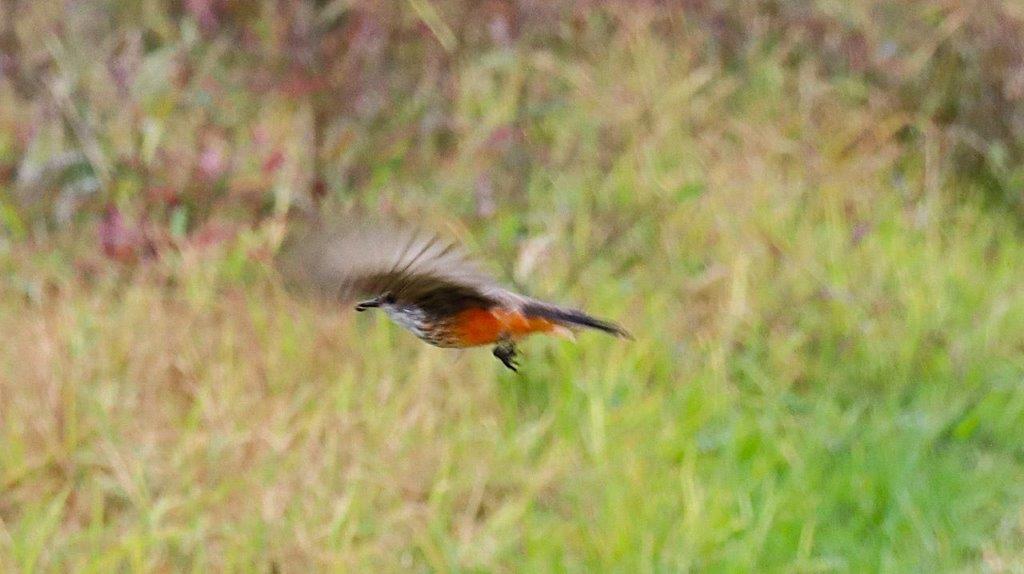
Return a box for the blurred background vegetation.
[3,0,1024,571]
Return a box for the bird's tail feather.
[521,302,632,339]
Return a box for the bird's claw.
[493,342,519,373]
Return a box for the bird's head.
[355,291,429,335]
[354,291,397,312]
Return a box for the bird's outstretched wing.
[275,220,500,312]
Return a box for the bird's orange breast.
[451,307,557,347]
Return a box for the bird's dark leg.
[492,341,519,372]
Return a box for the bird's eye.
[382,292,396,304]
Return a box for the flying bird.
[276,220,630,371]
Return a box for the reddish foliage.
[261,150,285,175]
[197,136,230,183]
[486,125,522,155]
[311,178,327,201]
[147,185,180,207]
[190,220,238,251]
[11,0,1024,240]
[276,67,327,99]
[99,206,144,263]
[186,0,219,32]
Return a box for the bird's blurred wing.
[276,221,499,307]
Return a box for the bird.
[276,219,631,371]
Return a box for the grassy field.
[3,1,1024,571]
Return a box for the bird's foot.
[493,342,519,372]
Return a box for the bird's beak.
[354,297,380,312]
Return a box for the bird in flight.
[276,220,630,371]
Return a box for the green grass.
[3,2,1024,572]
